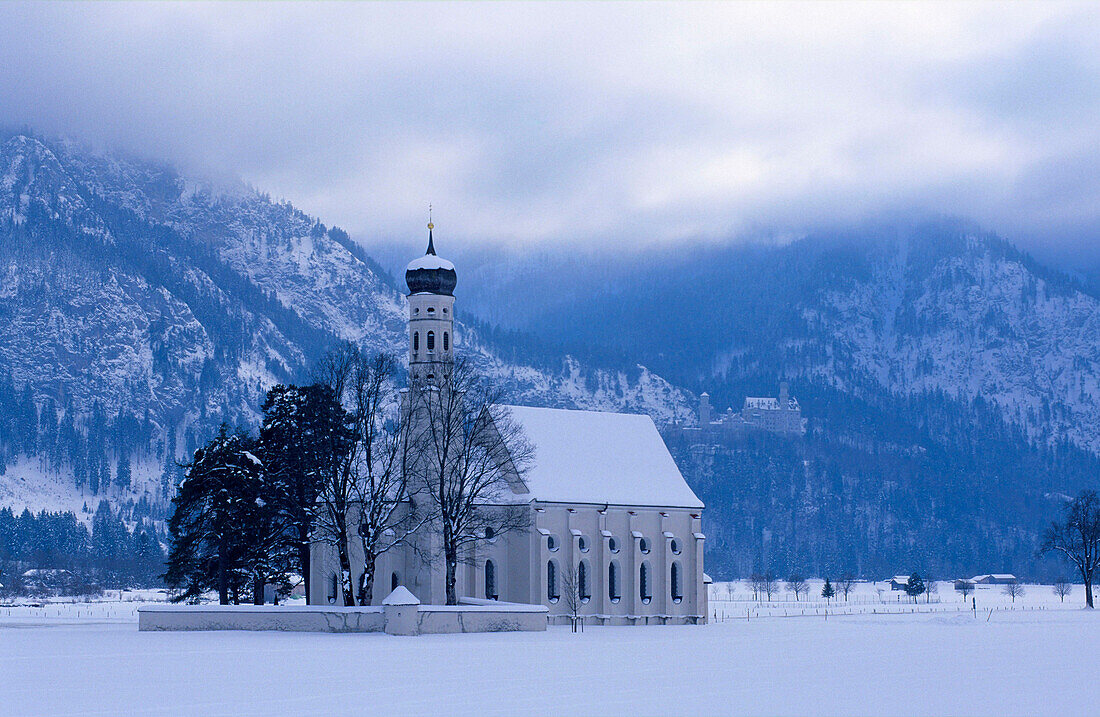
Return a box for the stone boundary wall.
[420,598,549,634]
[138,605,385,633]
[138,599,548,635]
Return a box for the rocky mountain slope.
[424,224,1100,455]
[0,132,691,515]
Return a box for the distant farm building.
[887,576,910,591]
[971,574,1017,585]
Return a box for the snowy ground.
[1,586,1097,716]
[707,578,1081,619]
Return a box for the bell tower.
[405,218,457,384]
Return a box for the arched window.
[485,559,497,600]
[484,527,495,540]
[328,573,338,605]
[608,561,621,603]
[608,536,620,553]
[670,538,681,555]
[639,537,651,554]
[671,562,683,603]
[547,560,559,602]
[640,562,652,604]
[443,331,449,351]
[547,534,559,552]
[578,535,589,552]
[391,572,400,592]
[427,331,435,351]
[413,332,419,351]
[578,560,591,603]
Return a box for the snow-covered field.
[707,578,1080,619]
[2,586,1097,716]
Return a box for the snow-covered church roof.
[502,405,703,509]
[406,253,455,272]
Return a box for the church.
[310,225,707,625]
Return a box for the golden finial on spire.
[425,204,437,255]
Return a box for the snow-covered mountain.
[428,225,1100,455]
[410,227,1100,579]
[801,231,1100,452]
[0,132,691,514]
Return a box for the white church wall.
[532,502,704,624]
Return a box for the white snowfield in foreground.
[2,597,1098,717]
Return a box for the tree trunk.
[337,541,355,607]
[358,550,377,606]
[217,536,229,605]
[445,545,458,605]
[1085,578,1094,609]
[253,575,264,605]
[299,523,311,605]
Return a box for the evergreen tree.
[165,425,285,604]
[131,522,166,586]
[39,397,59,468]
[259,383,351,604]
[904,573,926,602]
[16,385,36,455]
[88,450,100,495]
[115,452,132,490]
[91,500,129,587]
[73,439,88,491]
[821,577,835,601]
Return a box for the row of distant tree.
[0,502,165,595]
[165,345,531,607]
[711,490,1100,609]
[0,367,168,493]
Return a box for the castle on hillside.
[695,382,806,437]
[310,223,707,625]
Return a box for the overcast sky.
[2,2,1099,264]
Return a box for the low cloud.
[2,2,1098,264]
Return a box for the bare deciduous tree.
[956,580,974,601]
[1052,579,1072,603]
[560,563,583,632]
[409,358,533,605]
[310,345,435,606]
[1002,581,1024,602]
[925,578,939,603]
[785,574,808,601]
[763,572,778,601]
[837,574,856,601]
[749,573,765,601]
[1040,490,1100,608]
[343,350,433,605]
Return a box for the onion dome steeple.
[405,218,457,296]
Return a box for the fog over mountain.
[3,3,1100,265]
